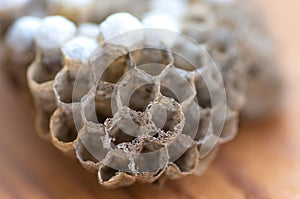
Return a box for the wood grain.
[0,0,300,198]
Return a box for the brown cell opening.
[109,125,135,146]
[51,111,78,143]
[132,48,171,76]
[162,111,179,133]
[160,86,179,103]
[173,54,197,71]
[100,54,129,84]
[99,166,118,182]
[128,83,155,112]
[150,104,181,133]
[82,93,112,125]
[32,55,63,84]
[174,146,197,172]
[131,48,171,65]
[76,140,99,163]
[55,69,92,104]
[140,141,164,153]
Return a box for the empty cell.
[54,68,93,104]
[50,108,78,143]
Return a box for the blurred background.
[0,0,299,198]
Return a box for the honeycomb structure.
[0,0,281,188]
[25,14,237,187]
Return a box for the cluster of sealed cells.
[0,0,280,188]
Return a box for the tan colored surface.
[0,0,300,198]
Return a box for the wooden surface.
[0,0,300,198]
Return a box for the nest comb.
[0,0,281,188]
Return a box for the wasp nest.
[1,0,281,188]
[23,13,236,188]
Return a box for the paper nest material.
[0,0,281,188]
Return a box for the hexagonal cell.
[167,134,194,163]
[105,107,145,146]
[90,43,130,84]
[81,85,112,125]
[29,52,63,84]
[172,53,198,72]
[75,125,109,172]
[101,150,132,174]
[54,68,94,104]
[102,57,130,84]
[171,41,206,72]
[75,139,99,163]
[174,144,199,173]
[133,140,168,173]
[98,165,135,188]
[159,86,179,102]
[111,68,158,112]
[160,66,195,103]
[99,166,119,182]
[148,96,184,134]
[95,82,115,120]
[128,83,157,112]
[50,108,78,144]
[130,48,173,76]
[107,123,136,146]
